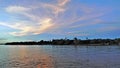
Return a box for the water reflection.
[0,45,55,68]
[0,45,120,68]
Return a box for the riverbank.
[5,38,120,46]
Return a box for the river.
[0,45,120,68]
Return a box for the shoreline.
[3,44,120,46]
[3,38,120,46]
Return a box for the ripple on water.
[0,56,55,68]
[0,45,120,68]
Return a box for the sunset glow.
[0,0,120,43]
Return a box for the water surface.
[0,45,120,68]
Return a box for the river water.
[0,45,120,68]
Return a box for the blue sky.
[0,0,120,43]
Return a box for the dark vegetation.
[5,38,120,45]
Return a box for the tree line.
[5,38,120,45]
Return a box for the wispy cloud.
[41,0,70,15]
[0,18,54,36]
[6,6,30,13]
[58,0,70,6]
[0,0,109,37]
[70,19,102,28]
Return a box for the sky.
[0,0,120,43]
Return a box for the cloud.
[48,31,90,36]
[0,18,54,36]
[42,3,65,15]
[1,0,108,37]
[3,4,55,36]
[70,19,102,28]
[41,0,70,15]
[33,18,55,34]
[2,0,70,36]
[58,0,70,6]
[6,6,30,13]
